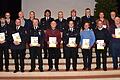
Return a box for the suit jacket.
[63,28,80,47]
[10,26,26,50]
[45,28,61,48]
[55,18,67,32]
[81,16,96,30]
[67,16,81,30]
[27,26,44,48]
[0,24,10,48]
[40,17,54,30]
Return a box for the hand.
[13,41,20,45]
[74,43,77,47]
[66,44,70,47]
[36,44,41,47]
[0,40,5,44]
[112,34,116,38]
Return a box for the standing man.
[81,8,96,30]
[67,9,81,31]
[0,17,9,72]
[40,9,54,59]
[10,19,26,73]
[45,20,61,71]
[63,20,80,71]
[28,18,44,72]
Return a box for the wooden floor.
[0,49,120,80]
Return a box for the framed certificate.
[68,37,76,47]
[115,28,120,38]
[82,39,90,49]
[0,33,5,41]
[12,32,21,42]
[49,37,56,47]
[97,40,104,50]
[31,37,38,46]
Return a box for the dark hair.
[85,8,91,11]
[44,9,51,17]
[33,18,39,22]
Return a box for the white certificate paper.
[82,39,90,49]
[49,37,56,47]
[0,33,5,41]
[68,37,76,47]
[97,40,104,50]
[31,37,38,46]
[115,28,120,38]
[12,32,21,42]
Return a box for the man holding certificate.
[10,19,26,73]
[45,20,61,71]
[28,18,44,72]
[80,22,95,71]
[63,20,80,71]
[94,20,111,71]
[0,17,9,72]
[109,17,120,70]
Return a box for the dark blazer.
[55,18,67,32]
[27,26,44,48]
[0,24,10,48]
[63,28,80,47]
[10,26,26,50]
[40,17,54,30]
[45,28,61,48]
[81,16,96,30]
[67,16,81,30]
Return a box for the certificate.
[68,37,76,47]
[82,39,90,49]
[31,37,38,46]
[12,32,21,42]
[97,40,104,50]
[115,28,120,38]
[0,33,5,41]
[49,37,56,47]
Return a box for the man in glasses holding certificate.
[45,20,61,71]
[80,22,95,71]
[10,19,26,73]
[63,20,80,71]
[28,18,44,72]
[94,20,111,71]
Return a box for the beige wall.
[22,0,95,19]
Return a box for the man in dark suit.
[81,8,96,30]
[10,19,26,73]
[40,9,54,59]
[63,20,80,71]
[67,9,81,31]
[55,11,67,58]
[28,18,44,72]
[0,17,9,72]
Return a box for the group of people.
[0,8,120,73]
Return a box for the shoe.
[103,68,107,71]
[39,69,44,72]
[21,70,24,72]
[48,68,52,71]
[66,69,69,71]
[73,69,77,71]
[95,67,101,70]
[88,68,92,71]
[14,70,19,73]
[5,69,9,72]
[0,69,3,71]
[56,69,59,71]
[29,69,35,72]
[82,68,87,70]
